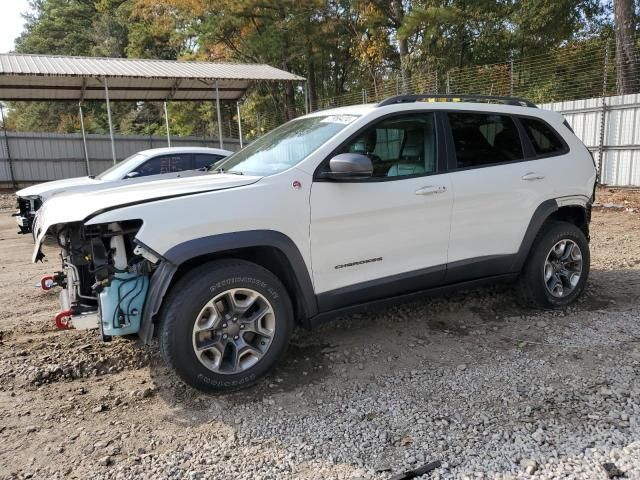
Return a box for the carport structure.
[0,53,306,174]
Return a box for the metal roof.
[0,53,305,101]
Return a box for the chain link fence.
[312,34,639,109]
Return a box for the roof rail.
[377,93,537,108]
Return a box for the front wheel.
[158,259,294,392]
[516,221,590,309]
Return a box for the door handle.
[521,172,545,181]
[415,185,447,196]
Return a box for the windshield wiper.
[215,168,243,175]
[226,170,244,175]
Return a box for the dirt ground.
[0,188,639,479]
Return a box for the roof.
[0,53,305,101]
[137,147,234,156]
[305,99,565,125]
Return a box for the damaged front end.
[41,220,157,339]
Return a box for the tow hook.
[54,310,72,330]
[39,272,65,291]
[40,275,56,291]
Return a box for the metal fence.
[316,35,636,109]
[542,93,640,187]
[0,132,240,186]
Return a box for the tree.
[613,0,640,94]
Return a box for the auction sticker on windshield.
[320,115,359,125]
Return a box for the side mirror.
[318,153,373,180]
[124,171,140,179]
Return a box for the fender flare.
[511,197,591,272]
[138,230,317,344]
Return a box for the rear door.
[444,111,556,281]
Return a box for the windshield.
[216,114,360,176]
[96,153,147,181]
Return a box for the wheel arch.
[138,230,317,344]
[513,197,591,272]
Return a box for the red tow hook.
[40,275,56,291]
[54,310,72,330]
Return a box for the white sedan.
[14,146,233,234]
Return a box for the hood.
[17,176,100,200]
[32,173,261,261]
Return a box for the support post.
[598,40,611,183]
[304,81,309,114]
[78,102,90,175]
[510,59,514,96]
[103,77,117,165]
[0,102,16,189]
[163,101,171,147]
[236,101,243,149]
[215,81,224,149]
[446,72,451,94]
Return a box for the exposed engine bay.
[43,220,156,338]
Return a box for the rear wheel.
[516,221,590,308]
[158,259,294,392]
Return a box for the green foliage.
[5,0,613,135]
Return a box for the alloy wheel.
[192,288,276,374]
[543,239,583,298]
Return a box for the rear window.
[521,118,566,156]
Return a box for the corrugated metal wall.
[540,93,640,187]
[0,132,241,184]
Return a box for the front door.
[309,112,452,311]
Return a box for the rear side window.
[521,118,566,156]
[448,113,523,168]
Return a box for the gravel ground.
[0,189,639,479]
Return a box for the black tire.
[158,259,294,392]
[516,221,590,309]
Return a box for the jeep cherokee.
[32,94,597,392]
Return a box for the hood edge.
[82,181,258,225]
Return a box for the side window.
[448,112,523,168]
[521,118,566,156]
[194,154,224,170]
[136,154,191,177]
[339,113,437,178]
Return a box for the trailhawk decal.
[335,257,383,269]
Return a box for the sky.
[0,0,30,53]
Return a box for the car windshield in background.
[96,153,147,181]
[216,114,360,176]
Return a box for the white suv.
[32,95,597,392]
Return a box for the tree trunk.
[281,40,296,120]
[306,44,318,111]
[614,0,640,95]
[391,0,410,94]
